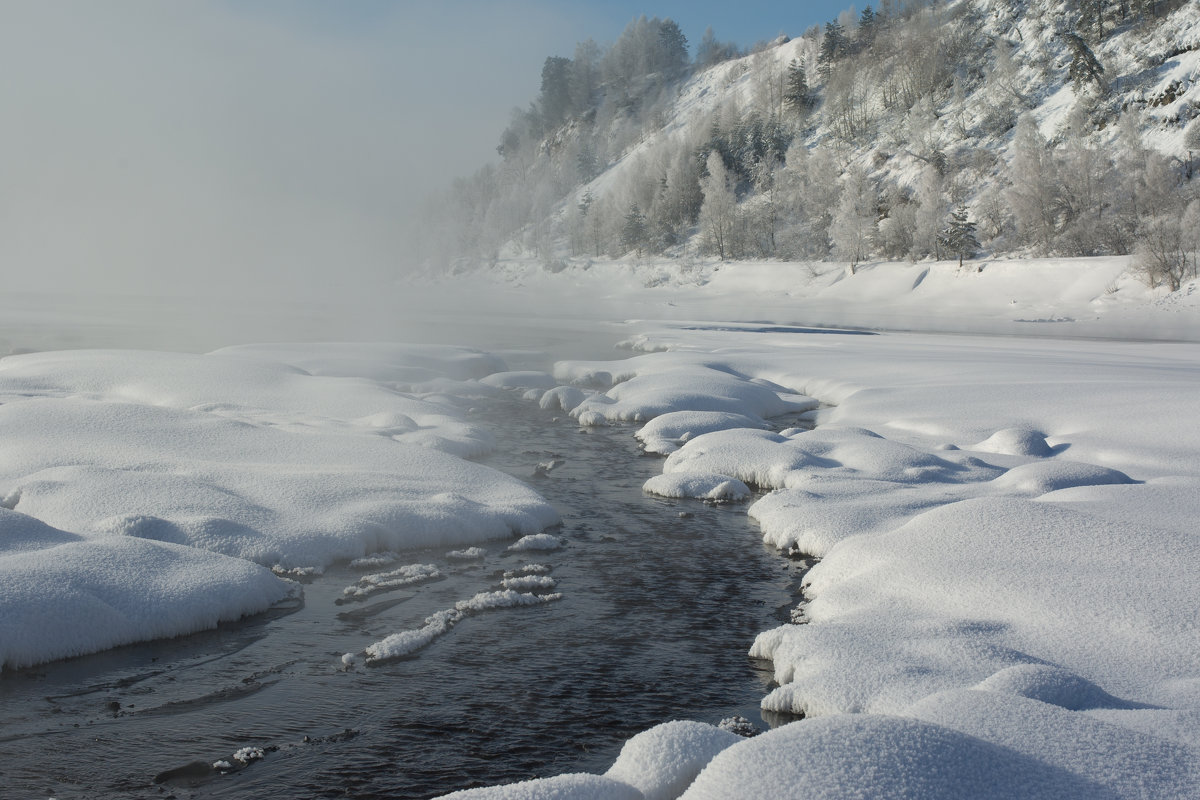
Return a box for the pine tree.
[817,21,846,79]
[784,60,812,116]
[621,203,648,256]
[938,206,980,266]
[1060,32,1105,94]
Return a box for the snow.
[507,534,563,552]
[0,349,559,574]
[485,320,1199,798]
[634,410,771,455]
[341,563,441,599]
[364,589,562,663]
[0,345,560,668]
[604,722,741,800]
[0,512,292,669]
[642,473,751,503]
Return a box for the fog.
[0,1,581,306]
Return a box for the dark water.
[0,392,807,800]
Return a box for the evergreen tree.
[858,6,878,49]
[621,203,649,256]
[784,60,812,115]
[539,56,574,128]
[657,19,689,74]
[938,206,980,266]
[817,21,846,79]
[1060,32,1105,93]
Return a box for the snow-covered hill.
[422,0,1199,299]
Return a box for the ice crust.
[0,345,559,668]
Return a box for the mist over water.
[0,2,583,310]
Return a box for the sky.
[0,1,854,301]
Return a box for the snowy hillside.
[420,0,1199,299]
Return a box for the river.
[0,349,808,799]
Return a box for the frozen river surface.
[0,390,806,799]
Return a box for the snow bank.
[0,345,560,667]
[522,327,1200,799]
[604,721,740,800]
[0,513,290,669]
[635,410,769,455]
[642,473,750,502]
[437,774,642,800]
[562,357,814,425]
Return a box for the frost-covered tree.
[913,165,947,259]
[620,203,649,256]
[1060,32,1105,94]
[1007,114,1061,251]
[938,206,980,266]
[831,166,878,265]
[784,60,813,116]
[699,151,739,259]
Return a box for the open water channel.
[0,329,811,799]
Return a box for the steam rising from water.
[0,1,574,305]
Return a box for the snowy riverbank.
[437,321,1200,798]
[1,257,1198,797]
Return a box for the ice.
[642,473,750,502]
[507,534,563,552]
[364,589,562,663]
[539,385,588,412]
[341,563,440,599]
[349,551,400,569]
[500,574,557,592]
[447,547,487,561]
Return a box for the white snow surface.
[0,509,290,669]
[0,345,559,668]
[483,323,1200,799]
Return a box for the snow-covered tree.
[938,206,980,266]
[831,166,878,265]
[699,150,739,259]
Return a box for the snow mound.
[642,473,750,502]
[990,460,1135,496]
[604,721,740,800]
[679,712,1169,799]
[974,664,1142,711]
[663,426,995,490]
[435,773,642,800]
[970,427,1055,457]
[539,386,588,413]
[508,534,563,552]
[754,497,1200,716]
[0,529,290,669]
[569,364,808,424]
[0,391,557,569]
[635,410,769,455]
[481,371,558,390]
